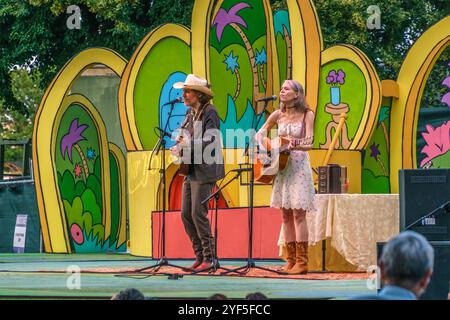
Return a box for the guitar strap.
[193,103,208,122]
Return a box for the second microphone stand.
[189,171,243,275]
[221,99,285,276]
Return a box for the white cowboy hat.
[173,74,214,97]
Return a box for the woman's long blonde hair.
[280,80,309,113]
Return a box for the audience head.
[245,292,268,300]
[208,293,228,300]
[111,288,145,300]
[380,231,434,298]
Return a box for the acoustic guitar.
[253,136,290,184]
[171,143,190,176]
[253,135,313,184]
[172,104,208,176]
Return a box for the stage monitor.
[399,169,450,241]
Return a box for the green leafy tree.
[0,68,44,162]
[0,0,194,122]
[1,0,449,137]
[270,0,450,106]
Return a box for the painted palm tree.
[377,106,390,155]
[370,143,387,176]
[61,118,90,179]
[282,25,292,80]
[223,50,241,101]
[212,2,260,104]
[255,47,267,91]
[274,12,292,81]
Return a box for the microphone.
[156,127,172,138]
[256,95,277,102]
[162,97,182,106]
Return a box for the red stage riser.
[152,207,282,259]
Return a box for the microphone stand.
[131,100,186,276]
[188,171,243,275]
[222,99,286,276]
[405,200,450,230]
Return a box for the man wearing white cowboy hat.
[172,74,225,271]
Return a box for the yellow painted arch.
[108,143,128,248]
[321,44,382,150]
[32,48,126,252]
[263,0,280,112]
[118,24,191,151]
[287,0,323,112]
[191,0,215,79]
[390,16,450,193]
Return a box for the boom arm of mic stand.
[149,101,177,169]
[405,200,450,230]
[148,133,164,170]
[157,100,177,156]
[201,172,241,205]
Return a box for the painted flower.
[86,147,96,161]
[73,163,83,178]
[442,92,450,108]
[441,63,450,108]
[370,143,381,159]
[326,69,346,85]
[420,121,450,167]
[336,69,345,85]
[70,223,84,245]
[326,70,337,84]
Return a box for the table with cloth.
[279,194,400,272]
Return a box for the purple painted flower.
[326,70,337,84]
[370,143,381,159]
[442,74,450,108]
[337,69,346,85]
[212,3,250,43]
[441,63,450,108]
[326,69,346,85]
[61,119,88,162]
[442,92,450,108]
[442,76,450,89]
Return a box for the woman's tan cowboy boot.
[287,241,308,274]
[280,241,296,272]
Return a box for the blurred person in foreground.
[111,288,145,300]
[351,231,434,300]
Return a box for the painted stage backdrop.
[32,0,450,253]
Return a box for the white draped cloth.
[279,194,400,271]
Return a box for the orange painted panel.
[152,207,282,259]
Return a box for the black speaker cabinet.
[377,241,450,300]
[399,169,450,241]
